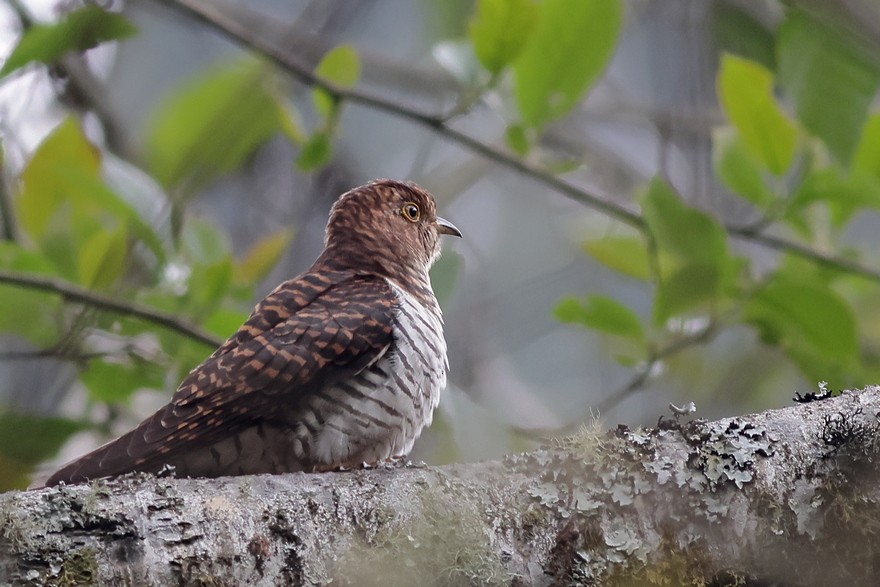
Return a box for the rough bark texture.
[2,388,880,586]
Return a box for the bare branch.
[0,269,222,348]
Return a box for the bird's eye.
[401,202,421,222]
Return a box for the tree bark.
[2,388,880,586]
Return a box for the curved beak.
[435,216,462,238]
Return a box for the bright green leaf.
[514,0,621,127]
[554,294,644,340]
[469,0,537,74]
[234,228,293,285]
[0,5,136,79]
[296,132,332,171]
[712,127,775,208]
[313,45,361,117]
[852,112,880,179]
[583,236,650,281]
[777,12,880,166]
[315,45,361,88]
[78,227,128,288]
[745,274,858,364]
[717,54,797,175]
[146,59,281,191]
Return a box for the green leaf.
[0,5,136,79]
[313,45,361,118]
[777,12,880,166]
[234,228,293,285]
[641,179,729,269]
[583,236,650,281]
[641,179,733,322]
[78,226,128,288]
[554,294,644,340]
[187,258,234,316]
[18,118,166,270]
[0,244,62,345]
[513,0,621,127]
[505,124,530,156]
[18,118,99,240]
[717,54,797,175]
[315,45,361,88]
[712,127,775,208]
[81,358,164,404]
[296,132,332,171]
[469,0,537,75]
[146,59,281,191]
[789,167,880,228]
[653,264,722,324]
[745,274,858,364]
[852,112,880,180]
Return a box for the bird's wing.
[45,273,396,485]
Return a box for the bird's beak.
[435,216,462,238]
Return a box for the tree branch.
[0,269,222,348]
[157,0,880,286]
[3,388,880,585]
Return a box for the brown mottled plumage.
[45,180,461,486]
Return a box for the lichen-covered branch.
[2,388,880,586]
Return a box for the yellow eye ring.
[401,202,421,222]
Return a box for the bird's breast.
[299,281,448,468]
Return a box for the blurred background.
[1,0,879,489]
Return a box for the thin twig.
[159,0,880,285]
[0,269,222,348]
[511,321,719,441]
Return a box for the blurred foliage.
[1,1,880,489]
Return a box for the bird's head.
[323,180,461,278]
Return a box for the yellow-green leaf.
[146,59,281,191]
[717,54,797,175]
[583,236,650,281]
[78,227,128,289]
[469,0,537,75]
[18,118,99,240]
[234,228,293,285]
[313,45,361,117]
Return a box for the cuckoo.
[45,179,461,485]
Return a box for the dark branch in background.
[5,0,133,159]
[160,0,880,285]
[513,320,720,440]
[0,269,222,348]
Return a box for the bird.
[44,179,461,486]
